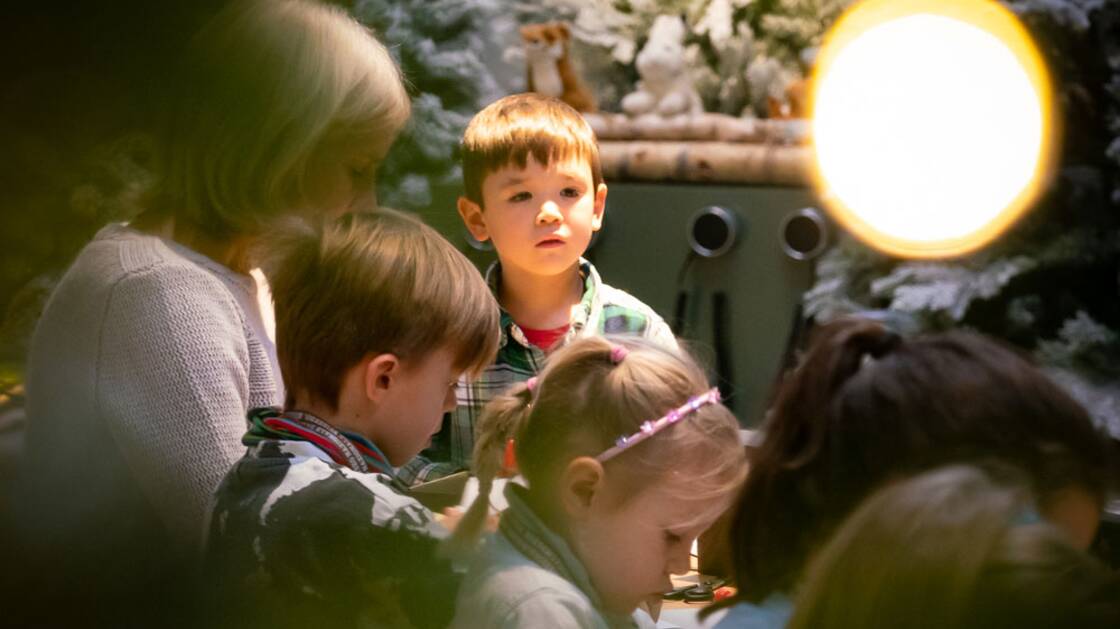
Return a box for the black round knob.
[688,206,740,258]
[780,208,828,261]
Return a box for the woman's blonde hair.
[150,0,409,239]
[790,464,1120,629]
[448,336,747,554]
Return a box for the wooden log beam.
[599,141,813,186]
[584,112,808,144]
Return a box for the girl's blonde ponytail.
[442,380,534,558]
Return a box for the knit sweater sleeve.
[97,263,254,551]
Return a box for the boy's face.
[372,346,461,467]
[459,155,607,278]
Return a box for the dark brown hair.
[264,209,499,411]
[720,317,1112,606]
[460,92,602,207]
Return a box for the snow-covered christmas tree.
[347,0,510,211]
[805,0,1120,436]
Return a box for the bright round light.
[811,0,1053,258]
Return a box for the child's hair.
[789,464,1120,629]
[721,317,1113,606]
[448,336,748,553]
[460,93,603,207]
[262,209,500,411]
[150,0,409,239]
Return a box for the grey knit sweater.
[23,223,282,554]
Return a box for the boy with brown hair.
[205,210,499,629]
[400,93,675,484]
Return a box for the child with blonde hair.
[401,93,676,485]
[449,336,747,628]
[790,464,1120,629]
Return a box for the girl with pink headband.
[447,336,746,628]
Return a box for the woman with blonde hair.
[15,0,408,622]
[790,464,1120,629]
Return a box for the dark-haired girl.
[708,317,1112,628]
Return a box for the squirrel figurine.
[521,22,597,112]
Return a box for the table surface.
[664,559,723,610]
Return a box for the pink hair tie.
[526,376,539,392]
[610,345,629,364]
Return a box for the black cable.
[712,291,735,412]
[672,251,698,336]
[761,302,808,419]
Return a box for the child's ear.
[559,456,605,519]
[591,183,607,231]
[363,353,401,403]
[457,196,490,242]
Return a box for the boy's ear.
[559,456,605,519]
[457,196,490,242]
[363,353,401,403]
[591,183,607,232]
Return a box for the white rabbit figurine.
[621,15,704,118]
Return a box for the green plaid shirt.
[398,259,676,485]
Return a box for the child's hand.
[439,507,465,532]
[639,594,663,622]
[439,507,499,533]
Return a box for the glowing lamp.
[811,0,1054,258]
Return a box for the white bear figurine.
[621,15,704,118]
